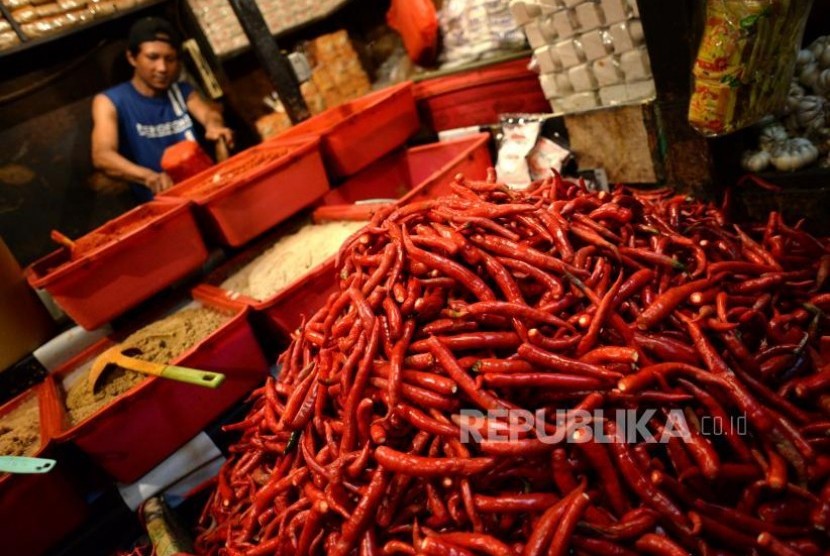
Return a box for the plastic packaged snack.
[689,0,814,136]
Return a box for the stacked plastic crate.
[510,0,655,114]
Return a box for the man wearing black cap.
[91,17,234,201]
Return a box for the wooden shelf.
[0,0,168,59]
[208,0,353,61]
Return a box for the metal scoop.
[87,346,225,392]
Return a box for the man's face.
[128,40,180,92]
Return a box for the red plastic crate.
[414,58,550,131]
[192,134,492,336]
[52,296,269,483]
[26,198,208,331]
[159,138,329,247]
[0,384,90,556]
[271,82,419,179]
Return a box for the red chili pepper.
[577,272,625,356]
[374,446,495,477]
[633,332,700,365]
[411,332,521,353]
[472,492,560,513]
[497,256,565,301]
[548,490,591,556]
[620,246,685,271]
[518,343,621,381]
[636,278,713,330]
[481,372,606,390]
[419,536,476,556]
[470,234,586,278]
[582,507,659,541]
[425,336,503,411]
[634,533,689,556]
[523,486,583,556]
[579,346,639,365]
[331,467,390,556]
[341,320,381,453]
[571,536,639,556]
[605,421,691,530]
[536,209,575,262]
[471,358,536,374]
[731,273,784,294]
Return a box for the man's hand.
[205,125,235,150]
[142,170,174,194]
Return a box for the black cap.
[128,17,182,53]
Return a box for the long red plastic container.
[26,198,208,330]
[52,295,269,483]
[193,134,492,336]
[0,384,90,556]
[414,58,550,131]
[271,82,419,179]
[159,138,329,247]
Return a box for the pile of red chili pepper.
[195,172,830,556]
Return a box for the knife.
[0,456,56,474]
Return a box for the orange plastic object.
[26,198,208,330]
[0,385,90,556]
[161,140,215,184]
[414,58,550,132]
[387,0,438,66]
[159,138,329,247]
[272,82,419,179]
[193,133,491,336]
[51,296,269,483]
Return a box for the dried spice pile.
[65,307,228,424]
[221,220,368,301]
[0,393,40,457]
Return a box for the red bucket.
[414,58,549,131]
[160,138,329,247]
[192,134,492,336]
[52,295,269,483]
[0,383,90,555]
[271,82,419,179]
[26,198,208,330]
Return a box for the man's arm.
[91,94,172,194]
[186,91,235,149]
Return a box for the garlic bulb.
[809,36,830,60]
[796,48,815,67]
[799,62,820,89]
[759,123,788,151]
[793,96,825,131]
[814,69,830,97]
[741,150,771,172]
[770,137,819,171]
[809,36,830,68]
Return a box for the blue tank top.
[103,81,202,201]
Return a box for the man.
[92,17,234,201]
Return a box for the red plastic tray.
[26,198,209,330]
[271,82,419,179]
[192,134,492,336]
[414,58,550,131]
[51,295,269,483]
[159,138,329,247]
[0,384,90,556]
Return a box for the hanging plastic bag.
[688,0,814,136]
[386,0,438,66]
